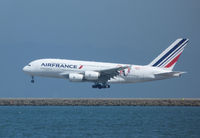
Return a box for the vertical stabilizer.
[149,38,189,70]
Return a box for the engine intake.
[85,71,100,80]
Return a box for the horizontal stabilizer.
[155,71,186,78]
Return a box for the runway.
[0,98,199,106]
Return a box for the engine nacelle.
[69,73,83,82]
[85,71,100,80]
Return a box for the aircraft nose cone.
[23,66,28,72]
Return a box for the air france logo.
[41,63,83,69]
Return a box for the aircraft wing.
[97,66,129,82]
[60,66,129,83]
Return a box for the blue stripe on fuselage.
[153,39,186,66]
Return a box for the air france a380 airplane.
[23,38,189,89]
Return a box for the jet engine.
[85,71,100,80]
[69,73,83,82]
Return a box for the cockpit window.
[28,64,31,66]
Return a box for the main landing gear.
[31,76,34,83]
[92,83,110,89]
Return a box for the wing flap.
[97,66,130,82]
[100,66,128,74]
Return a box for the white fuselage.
[22,38,188,88]
[23,59,173,84]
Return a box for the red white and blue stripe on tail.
[149,38,189,70]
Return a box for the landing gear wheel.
[98,86,102,89]
[92,85,98,88]
[102,83,110,88]
[31,76,34,83]
[92,83,110,89]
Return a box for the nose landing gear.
[31,76,34,83]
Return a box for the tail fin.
[149,38,189,70]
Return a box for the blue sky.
[0,0,199,98]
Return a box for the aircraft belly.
[34,72,64,78]
[30,68,65,79]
